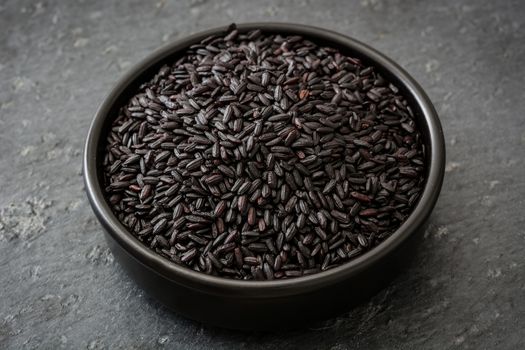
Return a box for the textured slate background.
[1,0,524,349]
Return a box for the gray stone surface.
[1,0,524,348]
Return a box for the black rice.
[103,25,426,280]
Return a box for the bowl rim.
[83,22,445,298]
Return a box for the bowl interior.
[85,23,444,295]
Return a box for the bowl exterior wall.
[102,222,425,329]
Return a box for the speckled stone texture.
[1,0,524,349]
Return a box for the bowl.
[83,22,445,330]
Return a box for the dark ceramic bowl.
[84,23,445,330]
